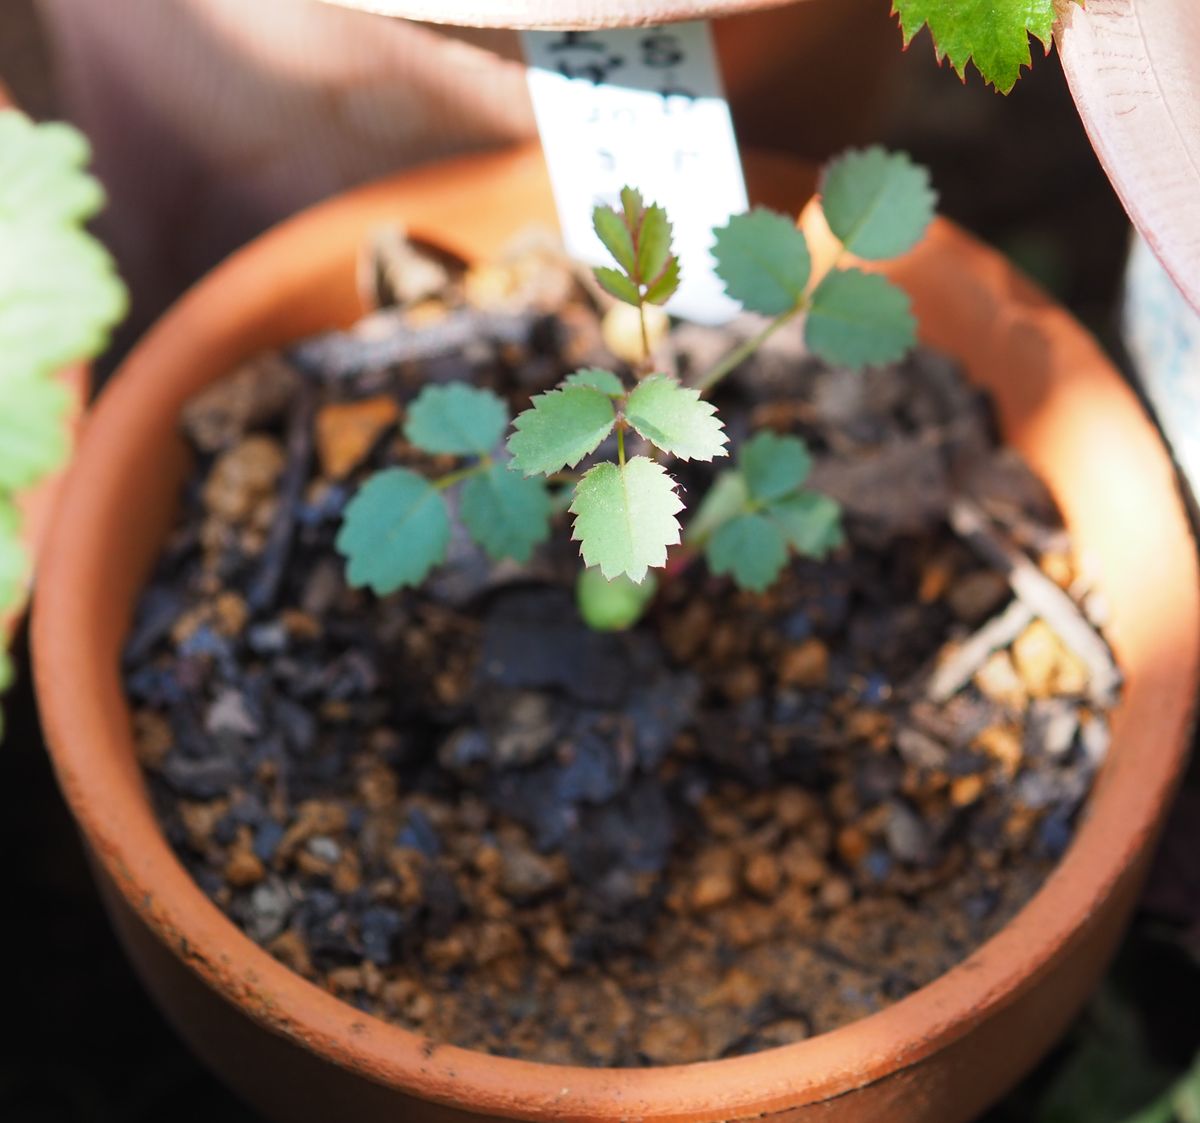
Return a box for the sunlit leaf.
[0,110,105,226]
[0,373,70,491]
[564,368,625,397]
[507,384,616,477]
[625,373,727,462]
[570,456,682,583]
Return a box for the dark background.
[2,1,1197,1119]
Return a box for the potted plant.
[0,92,125,735]
[33,143,1198,1122]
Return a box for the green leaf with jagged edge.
[403,382,508,456]
[507,384,617,477]
[460,462,552,564]
[591,187,680,308]
[0,219,127,382]
[570,456,683,584]
[0,372,71,491]
[594,266,641,306]
[0,111,105,226]
[706,513,789,593]
[625,373,728,462]
[564,368,625,397]
[740,431,813,503]
[712,209,812,316]
[768,491,845,558]
[892,0,1078,95]
[335,467,450,594]
[576,568,659,631]
[805,268,916,371]
[0,501,27,616]
[685,469,751,546]
[820,147,937,260]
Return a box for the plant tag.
[522,22,748,325]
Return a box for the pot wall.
[34,145,1200,1123]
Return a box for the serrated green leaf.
[740,431,813,503]
[403,382,507,456]
[637,204,673,289]
[805,268,916,370]
[685,469,751,545]
[0,501,28,615]
[625,373,728,462]
[576,568,658,631]
[507,385,617,477]
[621,187,644,228]
[564,368,625,397]
[0,373,70,491]
[706,513,788,593]
[769,492,844,558]
[570,456,682,584]
[593,202,636,275]
[0,111,105,226]
[336,467,450,594]
[643,256,681,305]
[820,147,936,259]
[712,209,812,316]
[0,219,127,381]
[893,0,1073,94]
[595,265,642,307]
[460,462,551,563]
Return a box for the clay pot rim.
[33,144,1199,1121]
[317,0,801,30]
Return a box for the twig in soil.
[246,378,315,613]
[287,308,540,380]
[926,599,1036,704]
[946,497,1121,705]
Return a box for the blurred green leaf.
[706,512,788,592]
[0,372,70,491]
[769,491,844,558]
[576,568,658,631]
[805,268,916,370]
[403,382,508,456]
[0,111,105,226]
[740,430,813,503]
[820,147,936,259]
[712,209,811,316]
[460,462,551,563]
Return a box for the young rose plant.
[0,110,127,732]
[336,147,936,627]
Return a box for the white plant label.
[522,22,748,325]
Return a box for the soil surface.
[125,238,1118,1066]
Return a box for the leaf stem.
[637,299,653,376]
[434,456,491,491]
[696,304,803,396]
[617,421,627,467]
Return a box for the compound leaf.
[706,513,788,593]
[0,372,70,491]
[712,209,811,316]
[741,431,813,503]
[564,368,625,397]
[769,491,845,558]
[0,111,105,226]
[625,373,728,462]
[892,0,1074,94]
[507,385,617,476]
[460,462,551,563]
[820,147,936,259]
[805,268,916,370]
[570,456,682,584]
[576,568,658,631]
[592,187,679,308]
[643,256,681,306]
[403,382,508,456]
[336,467,450,594]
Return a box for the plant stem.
[434,456,490,491]
[637,300,652,374]
[617,422,626,467]
[696,304,802,396]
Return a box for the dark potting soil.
[125,235,1119,1066]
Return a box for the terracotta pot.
[33,144,1199,1122]
[0,85,89,650]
